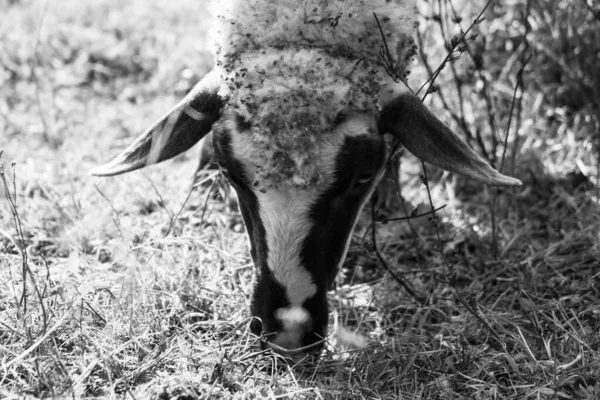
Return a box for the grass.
[1,0,599,398]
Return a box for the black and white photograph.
[1,0,599,398]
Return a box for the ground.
[1,0,599,399]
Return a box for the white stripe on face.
[257,187,318,306]
[229,127,340,307]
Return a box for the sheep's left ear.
[378,93,522,186]
[91,69,225,177]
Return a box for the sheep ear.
[91,70,225,177]
[378,93,521,186]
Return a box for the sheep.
[91,0,521,360]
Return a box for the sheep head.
[92,0,521,361]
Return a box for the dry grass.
[1,0,599,399]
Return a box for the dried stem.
[1,155,48,335]
[369,199,421,302]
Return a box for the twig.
[415,0,515,343]
[143,172,174,222]
[438,276,506,346]
[94,184,124,237]
[491,15,531,254]
[499,54,531,175]
[416,0,493,100]
[373,12,401,83]
[446,0,502,162]
[414,4,486,155]
[376,204,446,224]
[0,311,71,371]
[1,159,29,316]
[197,171,221,225]
[164,172,217,237]
[390,153,424,261]
[369,198,421,302]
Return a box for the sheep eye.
[354,173,374,187]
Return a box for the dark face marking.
[212,120,290,340]
[212,114,386,356]
[297,133,387,349]
[212,122,267,266]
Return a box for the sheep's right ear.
[91,69,225,177]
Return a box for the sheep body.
[208,0,417,188]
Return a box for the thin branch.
[164,171,219,237]
[369,198,422,302]
[376,204,446,224]
[416,0,493,101]
[94,184,124,237]
[373,12,401,83]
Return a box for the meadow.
[1,0,599,398]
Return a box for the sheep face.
[212,112,386,355]
[91,0,522,361]
[91,75,521,360]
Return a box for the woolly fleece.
[208,0,417,188]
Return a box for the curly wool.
[208,0,417,188]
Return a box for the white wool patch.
[333,325,368,350]
[331,310,368,350]
[207,0,416,188]
[209,0,416,73]
[223,48,384,189]
[257,188,318,305]
[275,306,311,330]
